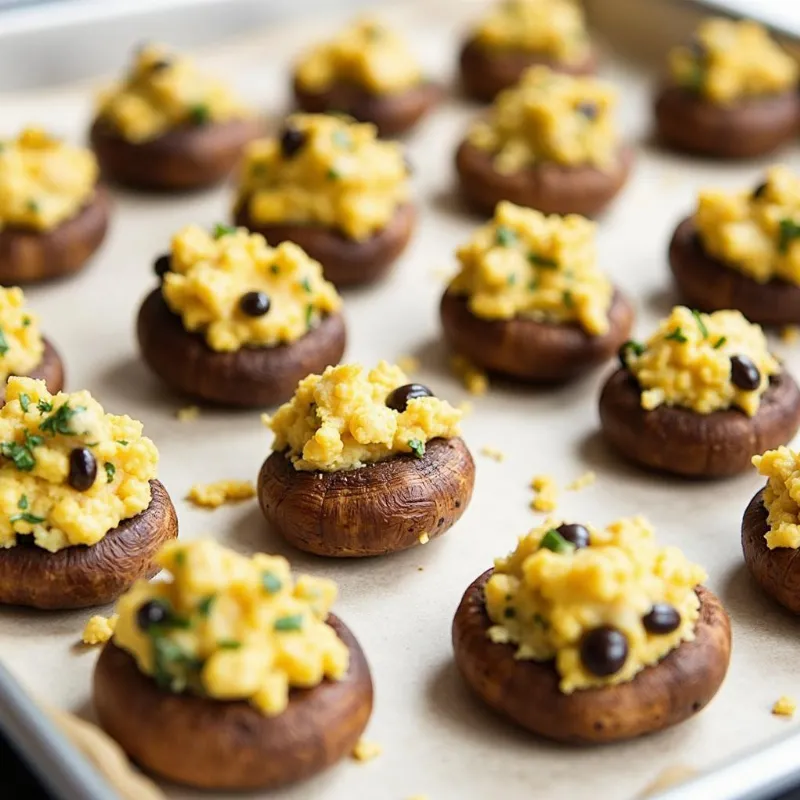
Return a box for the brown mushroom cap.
[440,288,634,383]
[0,480,177,610]
[455,139,633,218]
[293,77,442,137]
[654,85,800,159]
[669,216,800,327]
[93,614,373,790]
[599,367,800,478]
[452,569,731,744]
[0,186,110,285]
[136,288,346,408]
[458,37,598,104]
[742,488,800,614]
[233,202,415,288]
[258,437,475,557]
[0,338,66,406]
[89,117,265,192]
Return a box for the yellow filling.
[236,114,408,242]
[0,288,44,383]
[113,539,349,716]
[485,517,706,694]
[773,696,797,717]
[162,225,341,352]
[0,128,97,232]
[0,377,158,552]
[268,361,461,472]
[669,18,797,105]
[96,44,252,143]
[696,166,800,286]
[295,16,423,95]
[626,307,778,417]
[752,447,800,549]
[472,0,590,63]
[82,614,118,645]
[467,66,620,172]
[448,201,613,335]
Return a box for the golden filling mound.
[669,18,797,105]
[0,377,158,552]
[0,128,97,232]
[267,361,461,472]
[448,201,613,335]
[96,44,251,143]
[753,447,800,549]
[624,307,778,417]
[485,517,706,694]
[113,539,349,716]
[294,16,424,95]
[696,166,800,286]
[472,0,590,63]
[236,114,408,242]
[0,288,44,383]
[467,66,620,172]
[162,225,341,352]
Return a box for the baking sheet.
[1,1,800,799]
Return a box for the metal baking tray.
[2,1,800,798]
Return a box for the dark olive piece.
[386,383,434,412]
[153,254,171,279]
[136,600,169,631]
[239,291,271,317]
[68,448,97,492]
[576,102,598,120]
[752,182,769,200]
[580,626,629,677]
[643,603,681,635]
[730,354,761,391]
[556,523,590,549]
[280,126,306,159]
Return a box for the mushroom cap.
[292,77,442,137]
[0,480,177,610]
[0,337,65,406]
[455,139,633,218]
[0,186,110,285]
[742,488,800,614]
[669,216,800,327]
[136,288,346,408]
[89,117,265,192]
[458,37,598,103]
[598,367,800,478]
[654,85,800,159]
[440,288,633,383]
[452,569,731,743]
[93,614,373,790]
[233,202,416,288]
[257,437,475,557]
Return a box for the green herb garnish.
[408,438,425,458]
[19,394,30,413]
[40,403,84,436]
[218,640,242,650]
[104,462,116,483]
[10,511,45,526]
[495,226,517,247]
[197,595,215,616]
[300,278,312,293]
[270,264,280,275]
[305,305,314,327]
[21,317,30,328]
[37,399,52,413]
[621,340,646,359]
[664,327,688,344]
[0,327,9,357]
[1,432,43,472]
[562,290,574,308]
[262,572,282,594]
[326,167,340,181]
[18,495,28,510]
[691,309,708,338]
[274,614,304,632]
[26,199,40,213]
[188,103,210,125]
[713,336,727,350]
[212,223,236,239]
[779,219,800,254]
[116,439,129,446]
[174,551,187,566]
[538,529,575,555]
[528,253,558,268]
[152,637,196,691]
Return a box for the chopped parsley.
[495,226,517,247]
[538,528,575,555]
[562,290,574,308]
[174,550,187,566]
[18,495,28,510]
[691,309,708,338]
[10,511,45,526]
[528,278,538,291]
[270,264,280,275]
[26,199,40,213]
[188,103,210,125]
[778,219,800,254]
[1,432,43,472]
[40,403,84,436]
[104,462,116,483]
[528,253,558,268]
[713,336,727,350]
[19,394,30,413]
[151,637,198,691]
[620,340,646,359]
[0,327,9,357]
[36,399,52,413]
[305,305,314,327]
[116,439,129,446]
[22,317,30,328]
[274,614,304,632]
[218,640,242,650]
[262,572,282,594]
[326,166,340,181]
[300,277,312,293]
[664,327,688,344]
[197,595,215,616]
[212,223,236,239]
[408,438,425,458]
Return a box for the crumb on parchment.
[351,738,382,762]
[450,355,488,396]
[81,614,118,645]
[418,533,430,545]
[773,696,797,717]
[566,471,596,491]
[530,474,558,511]
[186,480,256,509]
[176,405,200,422]
[480,446,505,462]
[781,326,800,344]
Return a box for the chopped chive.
[713,336,727,350]
[300,278,312,293]
[19,394,30,413]
[18,495,28,510]
[0,327,9,357]
[664,327,688,344]
[104,462,116,483]
[562,290,574,308]
[37,399,52,413]
[212,223,236,239]
[197,595,215,616]
[274,614,304,632]
[495,226,517,247]
[528,253,558,268]
[188,103,210,125]
[408,438,425,458]
[218,640,242,650]
[22,316,30,328]
[9,511,45,525]
[691,309,708,338]
[262,572,282,594]
[779,219,800,254]
[538,529,576,554]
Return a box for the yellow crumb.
[418,532,430,545]
[566,471,596,491]
[530,474,558,512]
[186,480,256,509]
[396,355,420,375]
[450,355,488,396]
[407,796,430,800]
[81,614,118,645]
[772,696,797,717]
[781,326,800,344]
[176,405,200,422]
[480,446,505,462]
[351,739,382,762]
[457,400,473,416]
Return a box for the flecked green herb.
[326,167,340,181]
[408,438,425,458]
[305,305,314,327]
[218,640,242,650]
[212,223,236,239]
[116,439,129,446]
[37,399,52,413]
[40,403,85,436]
[262,572,282,594]
[26,199,40,213]
[188,103,210,125]
[300,278,312,293]
[538,529,575,555]
[691,309,708,338]
[104,462,116,483]
[664,327,688,344]
[0,327,9,356]
[18,495,28,510]
[270,264,280,275]
[562,290,574,308]
[21,317,30,328]
[10,511,45,525]
[779,219,800,254]
[507,274,517,286]
[2,432,43,472]
[332,130,352,149]
[19,394,30,413]
[528,253,558,268]
[495,226,517,247]
[174,550,187,566]
[713,336,727,349]
[274,614,304,632]
[197,595,216,616]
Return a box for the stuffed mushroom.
[258,361,475,557]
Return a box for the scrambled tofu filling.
[753,447,800,549]
[0,288,44,383]
[295,16,424,95]
[268,361,461,472]
[96,44,252,143]
[186,479,256,509]
[623,306,779,417]
[0,128,97,232]
[162,225,341,352]
[669,18,797,105]
[467,66,620,172]
[113,539,349,716]
[236,114,408,242]
[696,166,800,286]
[485,517,706,693]
[0,377,158,552]
[472,0,590,63]
[448,202,613,335]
